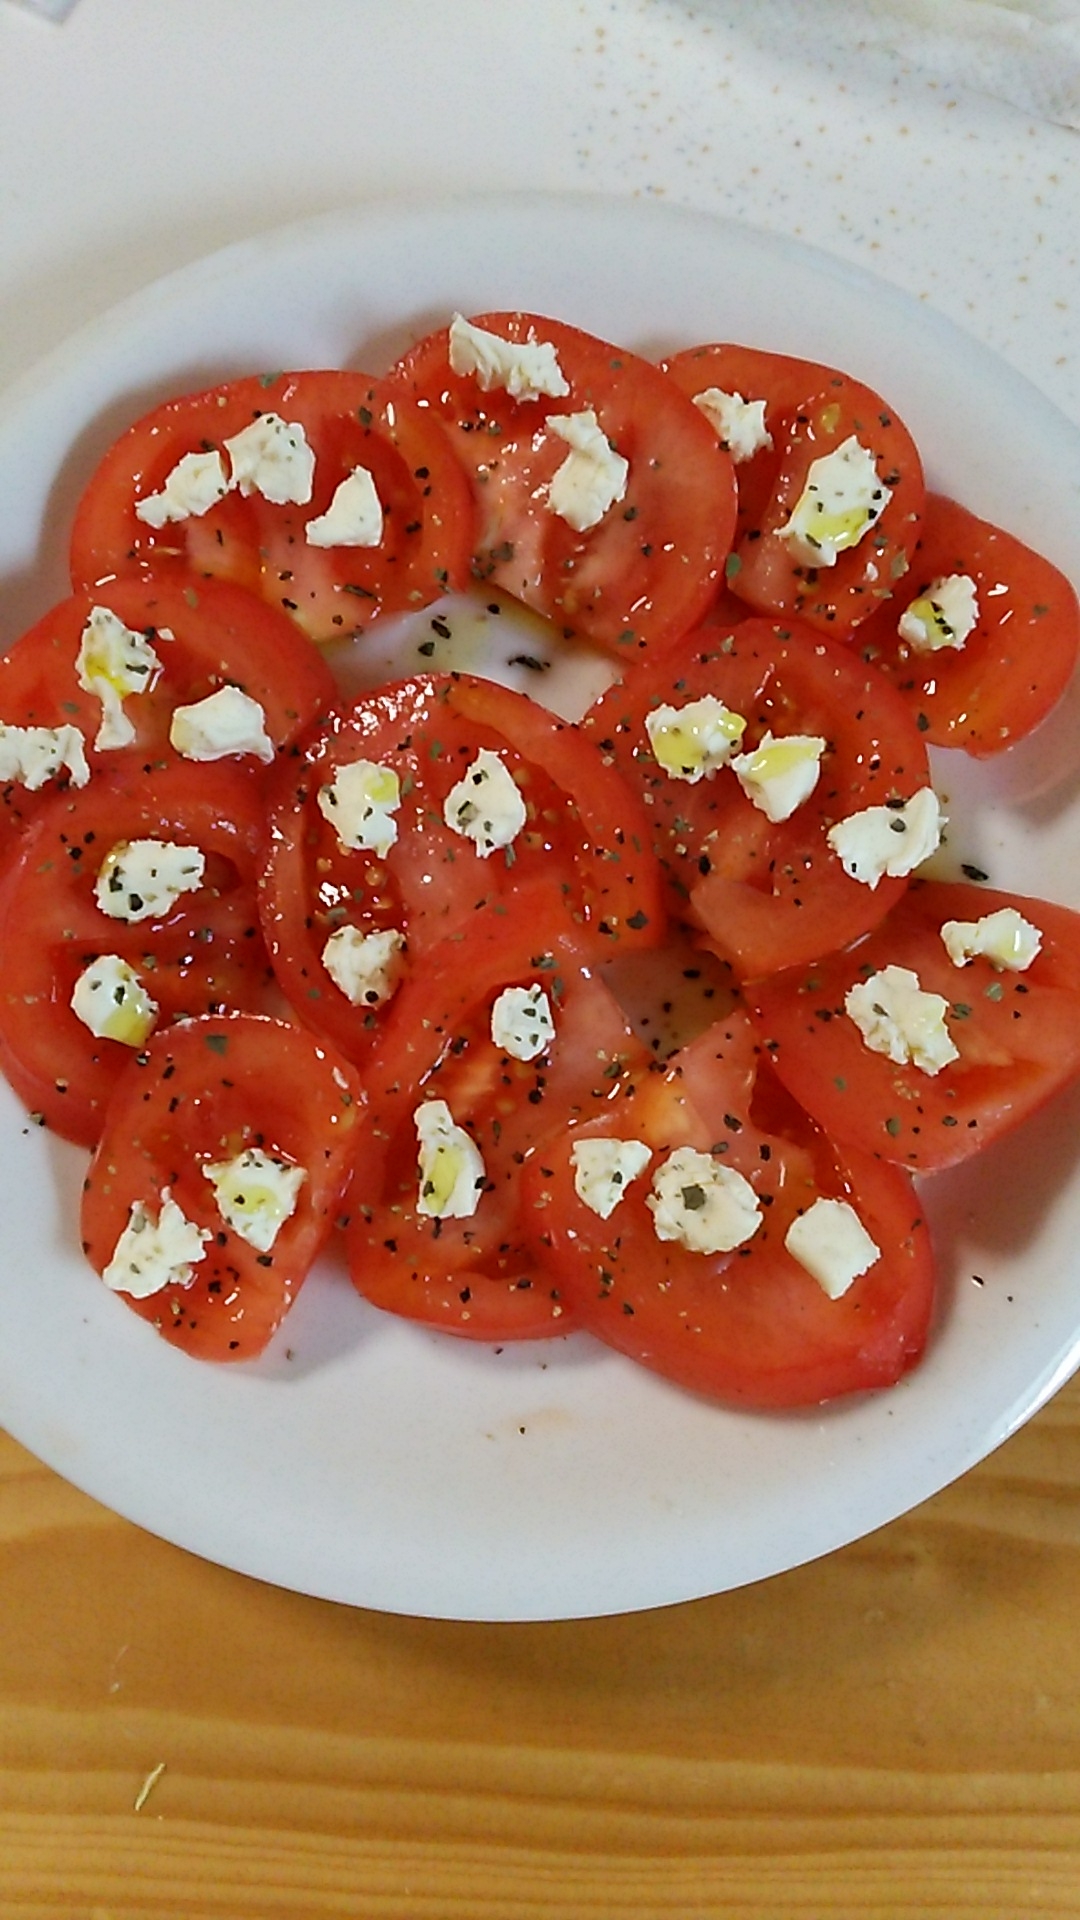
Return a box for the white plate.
[2,193,1080,1623]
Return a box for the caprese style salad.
[1,307,1077,1409]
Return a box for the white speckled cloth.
[737,0,1080,128]
[7,0,80,18]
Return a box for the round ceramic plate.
[1,193,1080,1623]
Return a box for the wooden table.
[3,1370,1080,1919]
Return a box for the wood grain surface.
[4,1370,1080,1919]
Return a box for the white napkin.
[741,0,1080,129]
[6,0,81,18]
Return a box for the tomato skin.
[259,673,666,1066]
[746,881,1080,1172]
[521,1014,934,1408]
[346,896,652,1340]
[0,761,278,1145]
[0,573,336,851]
[851,493,1080,755]
[584,613,933,980]
[390,312,737,662]
[80,1013,362,1362]
[68,371,476,645]
[722,373,925,639]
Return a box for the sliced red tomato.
[583,613,933,979]
[709,367,925,639]
[390,311,736,662]
[80,1012,362,1361]
[746,881,1080,1171]
[0,573,336,852]
[68,370,476,645]
[345,892,651,1339]
[520,1012,934,1408]
[260,672,666,1065]
[660,342,840,545]
[0,761,279,1145]
[852,493,1080,755]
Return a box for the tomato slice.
[80,1012,362,1361]
[0,573,336,852]
[583,613,933,979]
[520,1012,934,1408]
[346,896,651,1339]
[0,761,278,1145]
[746,881,1080,1171]
[852,493,1080,755]
[259,672,666,1065]
[68,371,476,644]
[710,369,925,639]
[389,311,736,662]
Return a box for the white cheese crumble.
[75,605,163,751]
[647,1146,762,1255]
[102,1190,210,1299]
[0,720,89,792]
[94,839,205,923]
[169,685,275,765]
[827,787,943,889]
[777,434,892,568]
[223,412,315,506]
[730,730,827,823]
[202,1147,306,1254]
[447,313,570,402]
[490,983,555,1062]
[317,759,401,858]
[545,410,629,532]
[785,1197,881,1300]
[414,1099,486,1220]
[443,748,526,857]
[570,1136,652,1221]
[845,964,960,1076]
[305,466,384,548]
[322,925,405,1006]
[134,449,230,529]
[692,387,772,463]
[898,573,979,653]
[644,696,746,784]
[70,954,158,1047]
[940,906,1042,973]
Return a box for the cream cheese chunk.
[102,1190,210,1299]
[571,1136,652,1221]
[0,720,89,792]
[545,410,629,532]
[644,696,746,784]
[730,730,826,823]
[94,838,205,923]
[448,314,570,401]
[169,685,275,764]
[317,759,401,858]
[134,449,230,528]
[224,412,315,506]
[414,1099,486,1220]
[322,925,405,1007]
[785,1198,881,1300]
[778,434,891,567]
[70,954,158,1047]
[648,1146,762,1255]
[940,906,1042,972]
[202,1147,306,1254]
[76,605,163,751]
[898,573,979,653]
[692,387,772,463]
[443,748,526,857]
[827,787,943,889]
[845,963,960,1076]
[305,466,384,548]
[490,983,555,1062]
